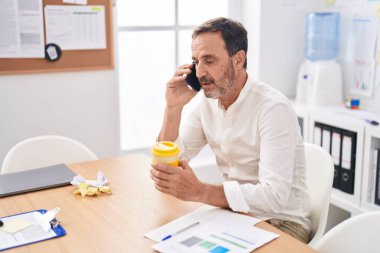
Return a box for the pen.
[364,119,379,126]
[161,221,200,241]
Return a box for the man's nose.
[196,62,206,79]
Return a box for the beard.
[200,60,236,99]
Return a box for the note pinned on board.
[63,0,88,4]
[0,0,45,58]
[44,5,106,50]
[324,0,336,5]
[348,16,378,97]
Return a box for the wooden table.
[0,154,319,253]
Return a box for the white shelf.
[361,123,380,212]
[291,102,371,215]
[330,190,362,215]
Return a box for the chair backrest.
[1,135,98,174]
[314,211,380,253]
[304,143,334,247]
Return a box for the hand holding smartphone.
[185,62,201,92]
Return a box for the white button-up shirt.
[178,78,311,231]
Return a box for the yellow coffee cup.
[151,141,180,167]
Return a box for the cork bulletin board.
[0,0,114,75]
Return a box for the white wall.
[241,0,261,81]
[242,0,315,97]
[0,69,120,164]
[0,6,120,165]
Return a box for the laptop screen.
[0,164,76,197]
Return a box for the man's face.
[191,32,236,99]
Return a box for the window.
[117,0,229,151]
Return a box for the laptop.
[0,164,76,197]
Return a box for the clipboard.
[0,209,66,251]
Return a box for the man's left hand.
[150,160,204,201]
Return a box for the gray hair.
[192,17,248,68]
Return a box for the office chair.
[314,211,380,253]
[1,135,98,174]
[304,143,334,247]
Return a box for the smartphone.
[185,63,201,91]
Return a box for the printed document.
[145,205,278,253]
[152,215,278,253]
[0,0,44,58]
[44,5,106,50]
[145,205,261,242]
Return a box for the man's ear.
[233,50,246,69]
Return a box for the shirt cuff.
[223,181,250,213]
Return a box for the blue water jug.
[305,12,340,61]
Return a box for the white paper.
[145,205,261,242]
[0,212,57,251]
[44,5,106,50]
[348,16,378,97]
[351,60,376,97]
[0,0,44,58]
[71,171,109,187]
[350,16,378,63]
[152,215,278,253]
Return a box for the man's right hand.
[165,64,198,108]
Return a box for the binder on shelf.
[313,122,323,146]
[375,149,380,205]
[0,209,66,251]
[369,148,379,203]
[331,128,342,189]
[297,117,304,138]
[321,125,332,154]
[340,130,357,194]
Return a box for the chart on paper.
[175,229,257,253]
[153,215,278,253]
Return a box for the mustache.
[199,76,215,83]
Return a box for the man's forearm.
[200,184,229,208]
[158,106,183,141]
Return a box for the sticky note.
[324,0,335,5]
[0,219,34,234]
[63,0,87,4]
[376,4,380,19]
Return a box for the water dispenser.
[296,12,343,106]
